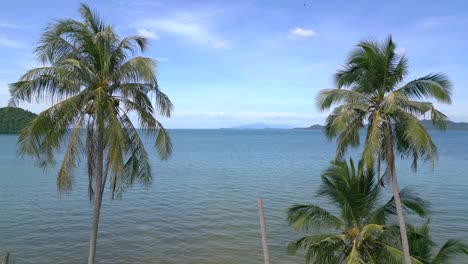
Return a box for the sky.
[0,0,467,128]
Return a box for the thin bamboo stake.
[2,251,9,264]
[257,197,270,264]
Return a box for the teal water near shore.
[1,130,467,263]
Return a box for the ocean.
[1,130,467,263]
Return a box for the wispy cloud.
[174,111,324,120]
[413,15,468,31]
[0,21,20,29]
[163,111,325,128]
[137,27,159,39]
[0,81,14,108]
[137,10,231,49]
[0,35,24,48]
[288,28,316,38]
[212,40,231,49]
[155,57,170,62]
[206,111,225,116]
[119,0,162,8]
[395,47,406,55]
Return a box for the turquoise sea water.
[0,130,467,263]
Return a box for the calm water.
[0,130,467,263]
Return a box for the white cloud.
[395,47,406,55]
[0,81,10,101]
[0,21,20,29]
[413,15,468,31]
[119,0,162,8]
[211,40,232,49]
[0,35,24,48]
[138,11,231,49]
[288,28,316,38]
[137,27,159,39]
[233,111,323,119]
[174,111,324,120]
[206,111,225,116]
[162,111,327,129]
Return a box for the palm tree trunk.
[257,197,270,264]
[88,132,104,264]
[2,251,9,264]
[385,128,411,264]
[391,166,411,264]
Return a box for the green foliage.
[385,220,468,264]
[287,159,429,263]
[9,3,173,199]
[316,35,452,170]
[0,107,37,134]
[316,36,452,263]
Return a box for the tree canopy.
[0,107,37,134]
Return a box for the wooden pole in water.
[257,197,270,264]
[2,251,9,264]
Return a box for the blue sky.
[1,0,467,128]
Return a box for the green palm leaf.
[317,35,452,263]
[9,4,173,263]
[287,159,430,263]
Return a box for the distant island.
[294,124,324,130]
[0,107,37,134]
[295,120,468,131]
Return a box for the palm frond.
[287,204,343,231]
[9,67,82,105]
[316,89,366,111]
[368,188,429,225]
[381,90,408,114]
[361,224,384,239]
[57,113,87,192]
[118,112,152,186]
[394,110,438,170]
[400,73,452,103]
[17,94,88,166]
[382,244,424,264]
[9,2,170,209]
[287,234,346,264]
[319,159,381,223]
[111,57,158,85]
[361,110,384,169]
[346,241,365,264]
[431,240,468,264]
[324,104,365,160]
[79,3,105,33]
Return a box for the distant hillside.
[294,124,323,130]
[419,120,468,130]
[224,123,291,129]
[0,107,37,134]
[295,120,468,131]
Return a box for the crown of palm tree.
[9,4,173,199]
[315,35,452,264]
[287,159,429,263]
[316,36,452,171]
[398,219,468,264]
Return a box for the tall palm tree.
[405,220,468,264]
[316,36,452,263]
[9,4,173,264]
[287,159,429,263]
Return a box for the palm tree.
[404,220,468,264]
[9,4,173,264]
[287,159,429,263]
[316,36,452,263]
